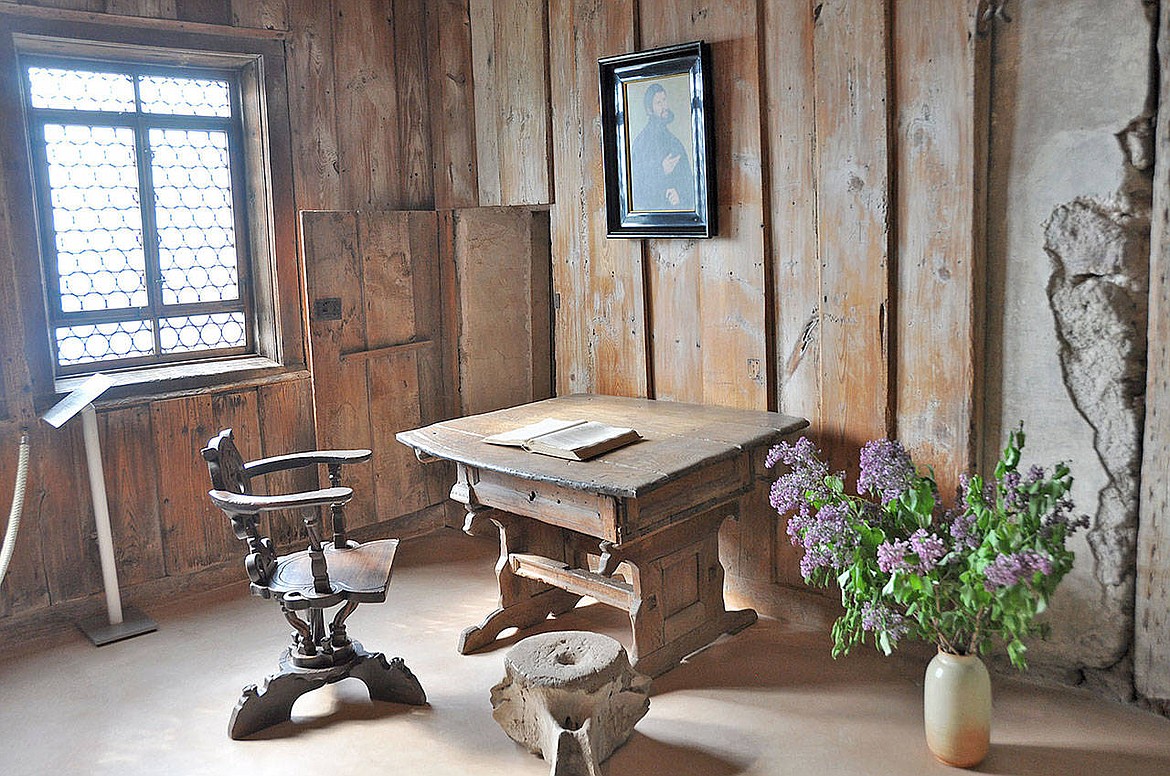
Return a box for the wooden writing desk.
[397,394,807,677]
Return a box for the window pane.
[149,128,240,305]
[139,74,232,117]
[159,312,246,354]
[44,123,148,312]
[56,320,154,366]
[27,67,136,112]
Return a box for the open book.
[482,418,641,461]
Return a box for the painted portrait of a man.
[625,75,696,213]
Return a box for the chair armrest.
[208,486,353,515]
[243,449,373,477]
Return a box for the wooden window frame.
[0,12,305,402]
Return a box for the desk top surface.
[396,394,807,498]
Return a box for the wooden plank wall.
[1136,0,1170,705]
[0,0,468,627]
[438,1,989,595]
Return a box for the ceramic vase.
[923,650,991,768]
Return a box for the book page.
[527,421,638,454]
[482,418,585,446]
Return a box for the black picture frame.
[599,41,715,239]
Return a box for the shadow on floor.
[605,731,746,776]
[976,744,1170,776]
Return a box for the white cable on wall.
[0,430,31,588]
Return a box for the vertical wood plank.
[763,0,820,421]
[812,0,892,464]
[257,376,317,549]
[287,0,342,212]
[454,207,552,415]
[394,0,434,209]
[469,0,501,206]
[642,0,768,410]
[333,0,401,209]
[232,0,288,30]
[0,423,49,617]
[893,0,984,498]
[175,0,232,25]
[548,0,648,397]
[1136,0,1170,704]
[33,421,102,604]
[494,0,550,205]
[427,0,480,210]
[99,404,165,587]
[105,0,179,18]
[303,211,375,526]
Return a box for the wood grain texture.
[393,0,434,209]
[286,0,342,211]
[762,0,820,422]
[427,0,479,209]
[231,0,286,30]
[1136,0,1170,702]
[98,404,165,586]
[333,0,401,209]
[547,0,648,398]
[470,0,550,205]
[0,422,49,617]
[893,0,984,499]
[640,0,768,411]
[454,207,553,416]
[812,0,892,465]
[257,376,317,549]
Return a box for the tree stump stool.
[490,631,651,776]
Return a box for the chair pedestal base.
[229,640,426,739]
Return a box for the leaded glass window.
[23,57,253,374]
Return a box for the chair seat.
[268,538,399,603]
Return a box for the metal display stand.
[43,373,157,646]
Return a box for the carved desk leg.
[458,505,582,654]
[622,505,757,678]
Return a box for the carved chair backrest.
[202,428,277,586]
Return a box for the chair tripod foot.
[350,650,427,706]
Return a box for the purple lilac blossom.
[949,510,981,551]
[1002,470,1026,512]
[983,550,1054,590]
[877,539,914,574]
[909,529,946,572]
[858,439,915,504]
[1023,464,1045,486]
[767,437,830,515]
[791,502,858,577]
[860,600,910,644]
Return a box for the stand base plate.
[78,606,157,646]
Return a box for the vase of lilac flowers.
[767,425,1085,767]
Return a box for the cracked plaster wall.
[985,0,1154,699]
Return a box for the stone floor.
[2,528,1169,775]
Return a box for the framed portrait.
[599,41,715,239]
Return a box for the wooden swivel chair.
[202,428,425,739]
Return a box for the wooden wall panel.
[548,0,648,397]
[428,0,479,209]
[303,211,376,526]
[469,0,550,206]
[33,420,102,603]
[333,0,401,209]
[454,207,553,416]
[99,404,165,586]
[811,0,892,464]
[641,0,768,411]
[286,0,342,211]
[231,0,287,30]
[0,423,49,617]
[1136,0,1170,704]
[763,0,820,421]
[893,0,984,498]
[257,376,317,548]
[393,0,434,209]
